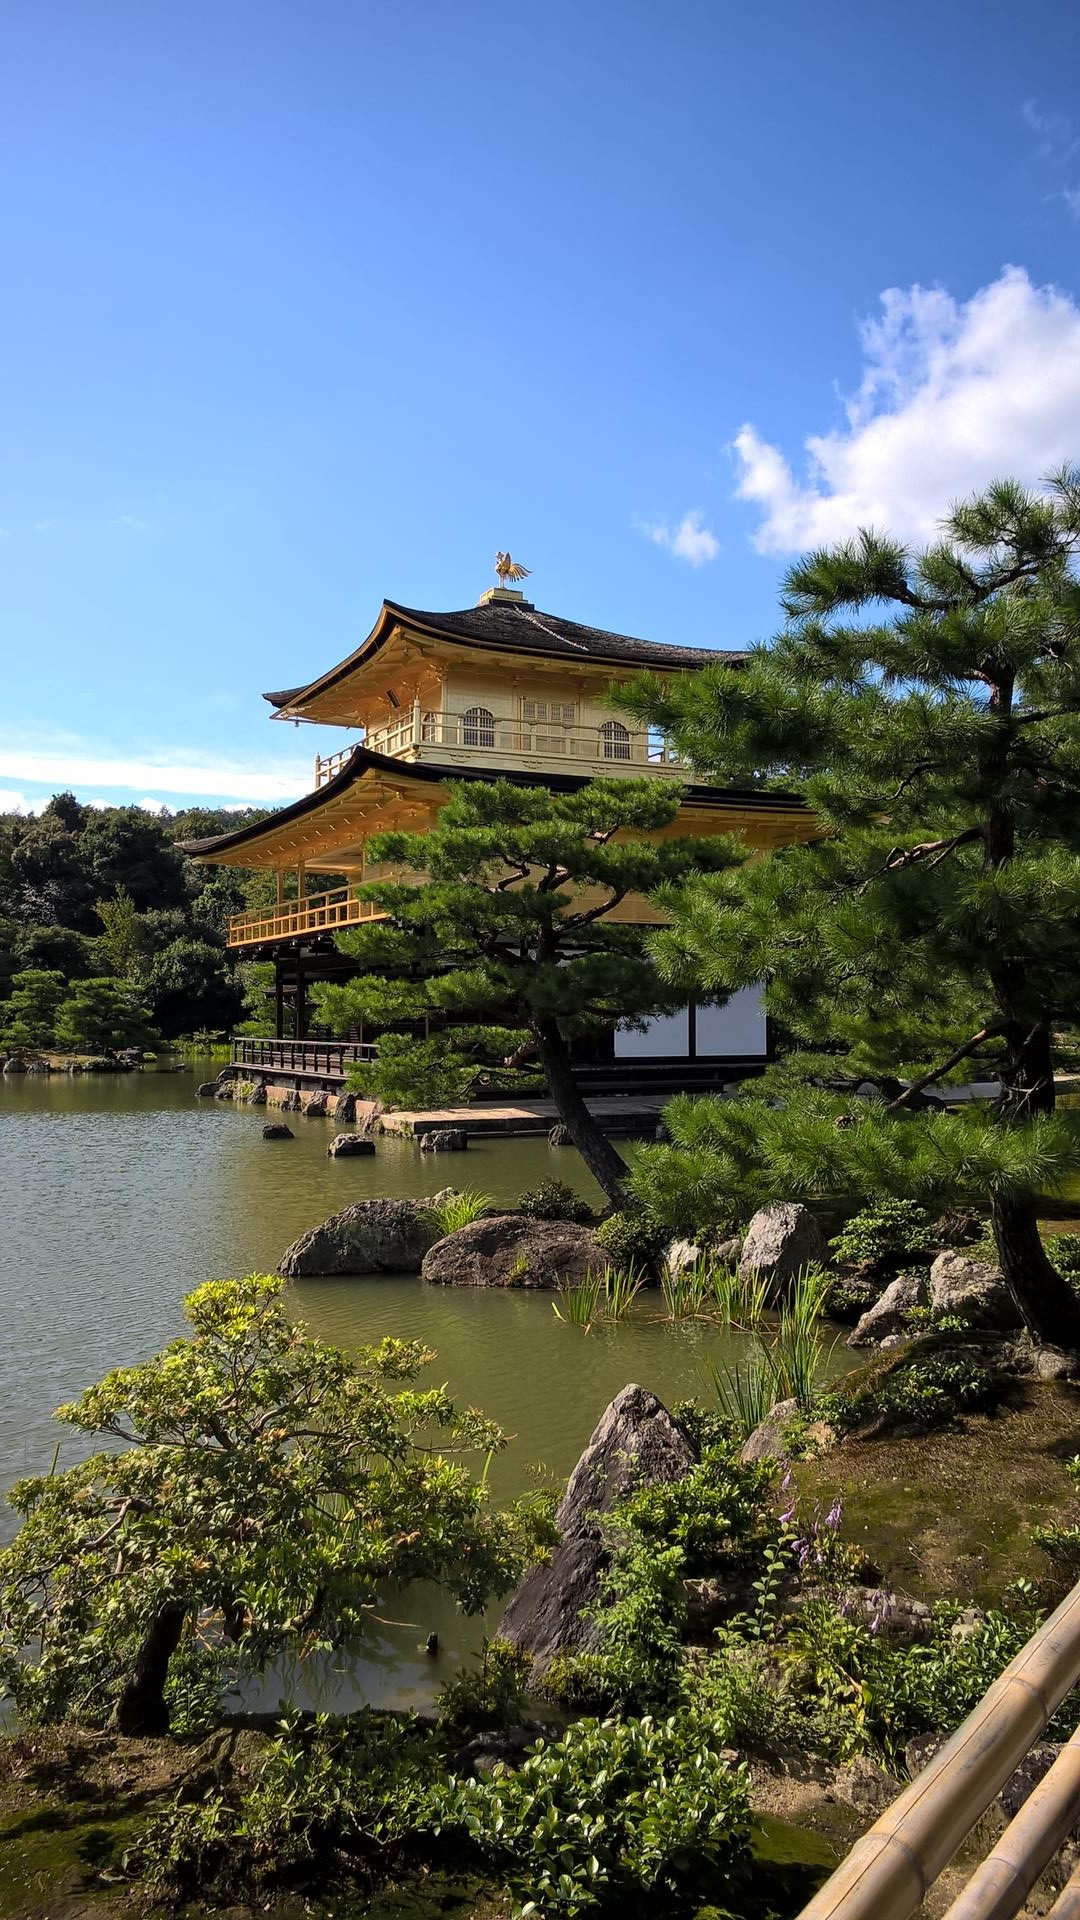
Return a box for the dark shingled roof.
[263,597,743,709]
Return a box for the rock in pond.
[663,1238,702,1278]
[278,1196,447,1277]
[929,1250,1020,1330]
[500,1384,697,1673]
[739,1396,800,1464]
[548,1123,571,1147]
[738,1202,826,1303]
[421,1214,606,1288]
[848,1272,927,1347]
[196,1081,218,1098]
[420,1127,469,1152]
[327,1132,376,1157]
[263,1122,294,1140]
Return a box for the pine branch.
[885,1024,1004,1110]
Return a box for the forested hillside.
[0,794,274,1049]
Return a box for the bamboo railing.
[796,1577,1080,1920]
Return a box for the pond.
[0,1065,804,1710]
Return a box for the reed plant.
[422,1188,493,1237]
[552,1268,606,1332]
[703,1264,836,1438]
[553,1265,645,1332]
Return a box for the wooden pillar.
[412,694,422,746]
[276,867,284,908]
[274,967,285,1041]
[295,966,308,1042]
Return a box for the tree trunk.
[108,1603,186,1736]
[990,1190,1080,1347]
[531,1016,630,1205]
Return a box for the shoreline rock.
[278,1195,452,1277]
[422,1214,607,1288]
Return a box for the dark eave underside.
[178,745,806,860]
[263,598,745,709]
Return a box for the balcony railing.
[314,746,354,789]
[232,1036,377,1079]
[227,885,388,949]
[312,715,684,783]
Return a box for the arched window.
[600,719,631,761]
[421,709,438,743]
[462,705,496,749]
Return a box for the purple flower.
[824,1501,843,1532]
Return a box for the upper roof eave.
[262,598,745,715]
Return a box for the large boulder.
[421,1214,606,1288]
[848,1272,927,1347]
[929,1251,1020,1330]
[500,1385,697,1673]
[738,1203,827,1302]
[278,1197,445,1277]
[664,1238,702,1279]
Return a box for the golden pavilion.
[185,576,814,1089]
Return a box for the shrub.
[594,1208,667,1273]
[518,1179,594,1224]
[451,1712,752,1919]
[829,1199,936,1276]
[438,1639,533,1735]
[1045,1233,1080,1280]
[820,1350,998,1435]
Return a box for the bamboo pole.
[1048,1858,1080,1917]
[794,1579,1080,1920]
[940,1726,1080,1920]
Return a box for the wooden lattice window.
[462,705,496,749]
[600,719,631,760]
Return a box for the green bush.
[437,1638,533,1734]
[451,1712,752,1919]
[518,1179,595,1224]
[594,1208,667,1273]
[829,1199,936,1276]
[1045,1233,1080,1279]
[820,1350,998,1435]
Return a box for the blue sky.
[4,0,1080,812]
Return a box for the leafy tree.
[142,937,242,1038]
[12,923,97,979]
[0,1276,547,1734]
[53,977,157,1054]
[0,969,66,1047]
[619,473,1080,1342]
[310,778,741,1202]
[80,807,188,912]
[95,885,141,977]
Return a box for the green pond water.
[0,1065,791,1711]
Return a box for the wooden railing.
[227,885,387,949]
[796,1574,1080,1920]
[232,1037,377,1079]
[311,716,684,779]
[313,746,354,788]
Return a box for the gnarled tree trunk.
[109,1603,186,1736]
[531,1015,630,1206]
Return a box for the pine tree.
[310,778,741,1202]
[619,473,1080,1343]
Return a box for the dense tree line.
[0,794,271,1048]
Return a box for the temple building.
[185,579,815,1092]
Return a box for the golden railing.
[312,716,685,779]
[795,1574,1080,1920]
[227,886,387,948]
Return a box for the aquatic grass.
[702,1267,836,1438]
[553,1265,645,1331]
[422,1188,493,1237]
[552,1268,606,1331]
[709,1262,770,1329]
[604,1263,646,1321]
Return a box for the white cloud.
[638,509,720,566]
[0,789,43,815]
[1023,98,1078,164]
[733,266,1080,554]
[137,796,169,813]
[0,746,310,806]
